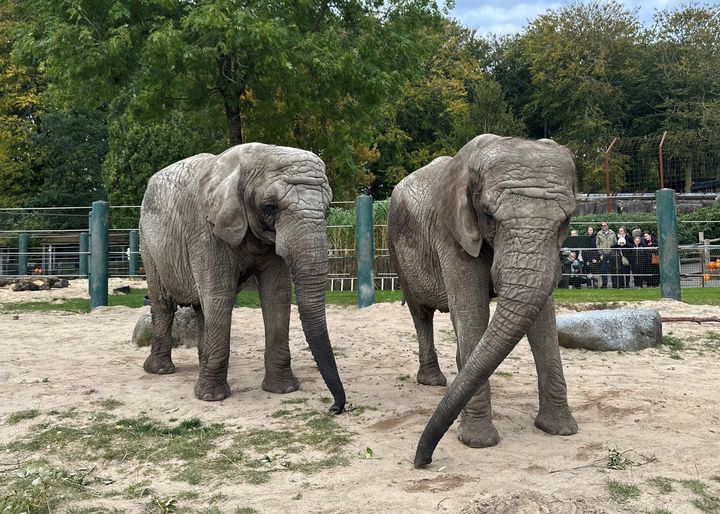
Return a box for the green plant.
[607,479,641,503]
[606,448,635,470]
[648,477,674,494]
[6,409,40,425]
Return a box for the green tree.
[372,21,523,196]
[649,4,720,192]
[28,109,109,208]
[102,109,226,206]
[0,0,42,207]
[506,1,646,191]
[15,0,448,200]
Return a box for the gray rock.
[132,307,200,348]
[556,308,662,351]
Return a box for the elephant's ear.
[203,165,248,247]
[438,134,504,257]
[439,159,482,258]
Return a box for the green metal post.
[88,212,93,294]
[79,232,89,277]
[656,188,681,301]
[89,201,109,309]
[129,230,139,276]
[355,194,375,308]
[18,233,29,275]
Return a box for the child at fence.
[611,236,632,288]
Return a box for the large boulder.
[556,308,662,351]
[132,307,200,348]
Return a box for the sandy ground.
[1,280,720,513]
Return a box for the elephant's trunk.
[281,219,346,414]
[414,225,559,467]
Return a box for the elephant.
[139,142,345,413]
[387,134,578,467]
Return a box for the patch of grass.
[235,507,260,514]
[661,334,685,352]
[286,455,349,473]
[174,465,203,486]
[648,477,674,494]
[0,288,149,314]
[648,509,673,514]
[93,399,124,410]
[122,481,155,500]
[680,479,707,494]
[694,493,720,513]
[494,371,513,377]
[66,507,124,513]
[0,462,96,514]
[280,398,307,405]
[6,409,40,425]
[346,404,376,417]
[607,480,641,503]
[14,417,225,464]
[553,287,720,305]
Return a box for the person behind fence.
[630,235,646,288]
[643,230,660,287]
[583,225,600,288]
[560,250,584,288]
[596,221,617,288]
[612,235,632,288]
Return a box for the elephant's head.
[201,142,345,413]
[415,135,577,467]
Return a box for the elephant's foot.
[143,354,176,374]
[535,407,578,436]
[262,373,300,394]
[457,417,500,448]
[194,377,231,401]
[416,365,447,386]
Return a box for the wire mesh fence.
[1,202,717,290]
[588,133,720,195]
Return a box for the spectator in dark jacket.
[629,235,645,288]
[611,236,632,288]
[642,231,659,287]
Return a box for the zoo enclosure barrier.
[1,193,718,307]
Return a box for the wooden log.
[662,316,720,323]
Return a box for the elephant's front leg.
[526,296,578,436]
[445,260,498,447]
[257,257,299,394]
[194,296,234,401]
[452,303,499,448]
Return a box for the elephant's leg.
[446,264,498,447]
[193,304,205,360]
[451,303,498,448]
[194,296,234,401]
[526,296,578,436]
[408,302,445,386]
[143,256,176,375]
[257,258,299,394]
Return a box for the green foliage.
[6,409,41,425]
[0,463,94,514]
[102,110,226,206]
[607,479,642,503]
[371,20,523,196]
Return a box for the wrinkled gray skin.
[139,143,345,413]
[387,134,578,467]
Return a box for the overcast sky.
[449,0,688,37]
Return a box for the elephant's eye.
[262,204,278,218]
